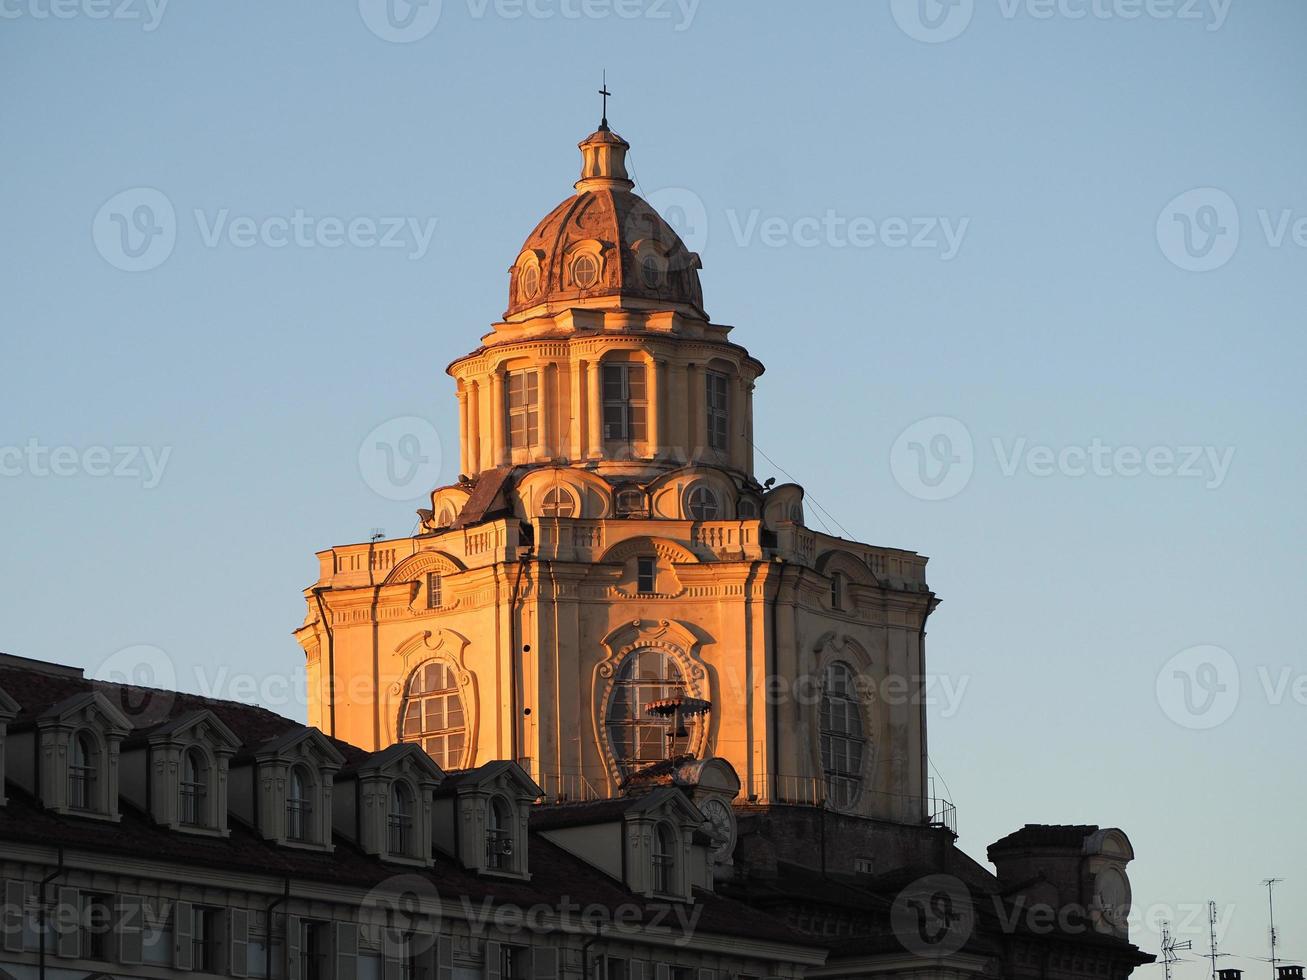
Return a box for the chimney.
[1276,967,1304,980]
[1218,970,1243,980]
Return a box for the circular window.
[520,264,540,299]
[686,485,719,521]
[540,486,576,518]
[640,255,661,288]
[572,254,600,289]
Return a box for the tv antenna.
[1161,919,1194,980]
[1263,878,1284,980]
[369,528,385,542]
[1207,901,1231,980]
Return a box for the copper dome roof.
[505,127,706,321]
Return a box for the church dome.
[505,125,706,321]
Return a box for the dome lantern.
[575,127,634,193]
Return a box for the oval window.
[572,254,599,289]
[520,264,540,299]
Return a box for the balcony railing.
[769,774,957,835]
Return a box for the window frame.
[604,649,691,773]
[686,485,719,521]
[68,730,98,812]
[180,746,209,827]
[540,486,577,518]
[485,795,514,872]
[388,780,415,856]
[651,821,677,895]
[705,370,730,452]
[287,764,314,843]
[504,369,540,452]
[425,571,443,610]
[636,556,657,594]
[602,363,648,447]
[398,660,468,770]
[820,661,867,810]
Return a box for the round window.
[572,254,599,289]
[520,264,540,299]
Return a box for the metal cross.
[598,72,611,129]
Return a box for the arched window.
[68,731,97,811]
[486,796,513,871]
[652,822,676,894]
[287,765,313,842]
[571,253,599,289]
[399,661,466,769]
[388,780,414,856]
[540,486,577,518]
[820,662,866,809]
[180,748,208,827]
[605,650,690,773]
[436,506,455,528]
[686,485,719,521]
[737,497,758,519]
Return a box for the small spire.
[598,71,611,131]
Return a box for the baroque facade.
[295,122,939,830]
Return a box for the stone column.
[457,387,469,477]
[648,356,664,459]
[490,370,506,467]
[537,363,553,461]
[685,363,701,461]
[586,358,603,458]
[468,380,482,473]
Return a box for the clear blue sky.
[2,0,1304,969]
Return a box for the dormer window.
[388,780,415,856]
[572,253,599,289]
[68,731,98,811]
[287,765,312,842]
[652,822,676,895]
[180,748,208,827]
[486,796,513,871]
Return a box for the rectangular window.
[426,571,442,609]
[359,952,384,980]
[192,905,222,973]
[141,899,173,966]
[602,364,647,445]
[854,856,875,875]
[502,945,531,980]
[80,892,113,961]
[506,370,540,451]
[706,371,729,452]
[301,921,328,980]
[604,957,629,980]
[636,556,656,594]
